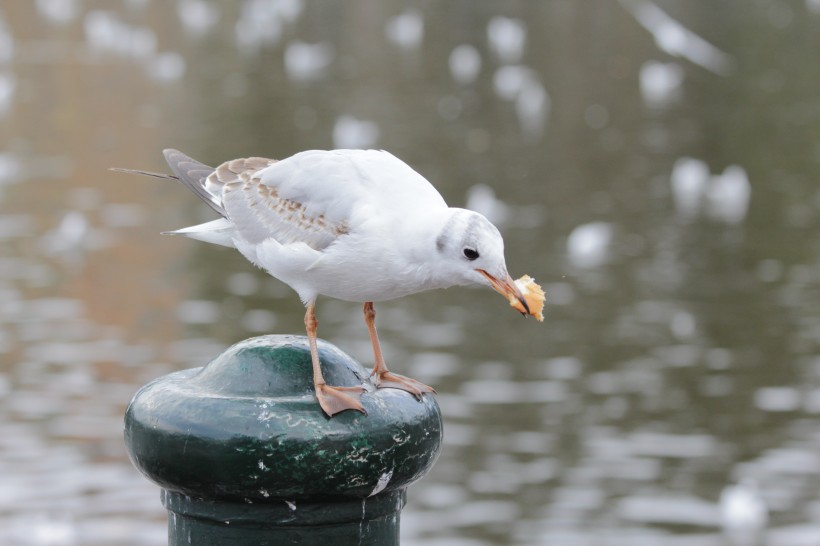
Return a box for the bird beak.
[477,269,530,315]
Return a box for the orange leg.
[364,302,435,399]
[305,301,366,416]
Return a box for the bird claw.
[371,371,436,400]
[316,384,367,417]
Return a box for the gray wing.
[217,162,349,250]
[163,150,370,252]
[163,149,342,250]
[215,150,440,252]
[162,149,224,216]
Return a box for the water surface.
[2,1,820,544]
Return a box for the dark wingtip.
[109,167,177,180]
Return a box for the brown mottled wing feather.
[213,158,348,251]
[204,156,277,195]
[162,149,223,215]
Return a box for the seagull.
[114,149,531,417]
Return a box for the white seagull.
[115,149,532,416]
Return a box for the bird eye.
[463,248,480,261]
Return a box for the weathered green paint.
[162,490,405,544]
[124,335,443,545]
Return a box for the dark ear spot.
[436,233,447,252]
[463,248,479,261]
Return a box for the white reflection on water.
[466,183,510,226]
[461,379,566,404]
[146,52,186,84]
[621,0,734,75]
[720,479,768,546]
[450,45,482,85]
[492,65,535,101]
[491,65,549,137]
[640,60,684,108]
[385,9,424,53]
[84,11,157,59]
[617,494,720,527]
[0,11,13,65]
[41,212,90,260]
[566,222,613,268]
[671,159,751,225]
[176,0,220,37]
[238,308,276,332]
[36,0,77,26]
[671,157,710,220]
[0,71,15,118]
[284,41,334,82]
[235,0,303,54]
[754,386,801,413]
[515,79,549,139]
[176,299,220,324]
[332,115,380,149]
[706,165,751,225]
[486,17,526,64]
[0,152,21,188]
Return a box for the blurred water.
[2,1,820,545]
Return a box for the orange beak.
[477,269,530,315]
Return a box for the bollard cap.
[124,335,442,502]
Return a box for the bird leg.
[305,301,366,417]
[364,302,435,399]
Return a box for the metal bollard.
[124,335,443,545]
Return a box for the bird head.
[434,208,529,314]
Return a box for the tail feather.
[163,218,236,248]
[111,151,226,217]
[108,167,177,181]
[162,149,225,216]
[112,151,236,248]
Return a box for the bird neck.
[399,208,469,290]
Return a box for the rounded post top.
[124,335,443,502]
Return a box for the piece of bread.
[510,275,545,322]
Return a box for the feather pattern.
[211,152,354,250]
[165,148,447,253]
[162,149,223,215]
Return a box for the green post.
[124,335,443,545]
